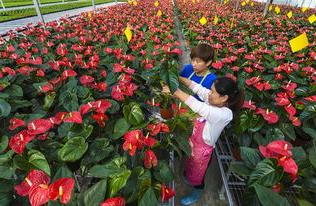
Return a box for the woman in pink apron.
[163,76,244,205]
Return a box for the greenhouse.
[0,0,315,205]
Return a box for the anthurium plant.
[0,1,195,205]
[175,0,315,204]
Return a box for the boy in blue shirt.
[180,43,217,101]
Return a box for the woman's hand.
[162,85,171,94]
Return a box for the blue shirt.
[180,64,217,102]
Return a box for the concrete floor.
[174,155,228,206]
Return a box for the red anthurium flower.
[48,178,75,204]
[29,184,50,206]
[111,85,125,101]
[9,117,25,130]
[61,70,77,80]
[92,113,108,127]
[15,170,50,196]
[2,67,16,76]
[160,123,170,133]
[256,108,279,124]
[142,134,157,148]
[245,76,261,86]
[100,197,125,206]
[304,95,316,102]
[289,115,301,127]
[244,67,253,73]
[146,98,160,107]
[123,130,143,156]
[50,112,67,125]
[123,83,138,96]
[79,102,95,115]
[161,183,175,203]
[242,100,256,110]
[144,149,158,169]
[259,140,292,158]
[225,73,237,82]
[147,124,161,136]
[275,96,290,106]
[113,63,124,73]
[38,133,48,140]
[244,54,256,60]
[40,83,54,93]
[278,156,298,181]
[27,119,53,135]
[284,104,296,116]
[80,75,94,85]
[272,183,282,193]
[97,82,107,92]
[281,81,297,91]
[63,112,83,124]
[94,99,111,113]
[211,61,223,70]
[169,48,182,55]
[171,103,187,114]
[36,69,45,77]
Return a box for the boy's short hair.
[190,43,214,63]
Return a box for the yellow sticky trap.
[132,0,137,6]
[301,7,308,12]
[128,0,132,5]
[213,15,219,25]
[287,11,293,19]
[124,27,133,43]
[269,5,273,11]
[308,14,316,24]
[192,0,195,3]
[224,0,228,4]
[274,6,280,14]
[154,1,159,7]
[230,19,234,29]
[250,2,254,6]
[289,32,309,53]
[241,1,246,6]
[245,0,249,3]
[157,10,162,17]
[88,11,92,19]
[199,17,207,25]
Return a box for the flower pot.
[160,108,174,119]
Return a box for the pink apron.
[184,119,214,186]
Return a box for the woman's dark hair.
[214,77,245,118]
[190,43,214,63]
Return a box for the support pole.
[263,0,270,17]
[32,0,45,24]
[0,0,5,11]
[92,0,96,11]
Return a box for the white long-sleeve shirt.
[184,82,233,147]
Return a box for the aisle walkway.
[0,0,86,11]
[172,0,228,205]
[0,2,123,35]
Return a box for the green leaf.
[291,147,306,163]
[266,128,285,142]
[139,187,159,206]
[13,155,31,171]
[248,159,283,187]
[81,138,114,165]
[0,99,11,117]
[82,179,107,206]
[52,166,73,182]
[159,66,179,93]
[229,161,252,177]
[28,150,51,176]
[0,192,12,206]
[58,137,88,162]
[107,99,120,114]
[240,147,261,168]
[112,118,130,139]
[67,124,93,140]
[0,166,15,179]
[107,170,131,197]
[5,84,23,97]
[309,146,316,169]
[280,123,296,140]
[297,199,314,206]
[254,184,291,206]
[123,103,144,126]
[302,127,316,139]
[0,150,14,165]
[153,160,174,183]
[44,92,56,110]
[77,86,90,99]
[89,157,127,178]
[0,136,8,153]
